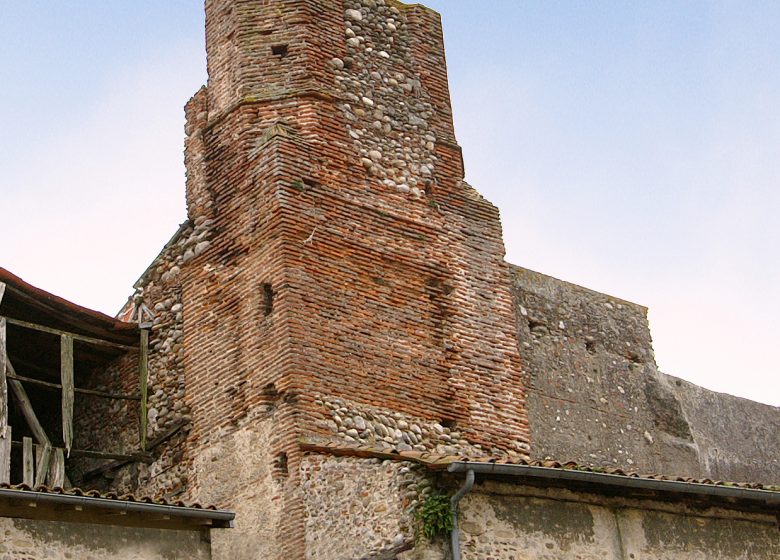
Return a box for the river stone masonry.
[319,396,497,457]
[331,0,437,199]
[96,218,215,498]
[301,455,432,559]
[126,217,213,440]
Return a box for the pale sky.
[1,2,778,406]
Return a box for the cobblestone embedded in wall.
[302,454,431,559]
[331,0,437,199]
[319,396,490,457]
[87,217,215,499]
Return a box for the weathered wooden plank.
[3,283,135,345]
[139,328,149,451]
[49,447,65,488]
[7,361,50,446]
[60,335,74,457]
[22,437,34,487]
[0,425,11,485]
[34,442,51,487]
[6,372,140,401]
[0,282,6,304]
[11,440,152,464]
[69,448,153,463]
[3,316,137,352]
[0,317,7,439]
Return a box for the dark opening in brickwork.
[274,452,289,477]
[262,283,274,316]
[271,44,288,57]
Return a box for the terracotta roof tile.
[0,482,216,509]
[299,438,780,492]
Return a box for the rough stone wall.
[77,218,213,498]
[72,352,141,489]
[454,482,780,560]
[300,454,431,559]
[668,375,780,484]
[0,517,210,560]
[511,265,780,484]
[192,413,284,560]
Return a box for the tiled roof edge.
[299,438,780,493]
[0,483,235,528]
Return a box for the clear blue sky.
[1,2,778,406]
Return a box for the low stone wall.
[455,481,780,560]
[0,517,211,559]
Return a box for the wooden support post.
[49,447,65,488]
[34,442,51,487]
[0,315,7,439]
[139,328,149,451]
[22,437,34,486]
[0,425,11,485]
[60,335,74,457]
[0,281,6,440]
[7,361,50,446]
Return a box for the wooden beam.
[7,361,50,446]
[3,284,135,345]
[0,425,11,485]
[6,372,141,401]
[0,318,7,439]
[0,282,6,305]
[22,437,34,487]
[148,419,186,450]
[3,316,137,352]
[11,441,153,464]
[68,448,153,463]
[34,442,51,487]
[139,329,149,451]
[49,448,65,488]
[60,335,74,457]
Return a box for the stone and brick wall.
[120,0,532,557]
[72,1,779,559]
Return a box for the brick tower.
[174,0,528,556]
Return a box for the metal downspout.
[450,468,475,560]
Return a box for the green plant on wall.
[416,493,453,541]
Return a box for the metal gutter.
[450,468,474,560]
[0,488,235,528]
[447,462,780,508]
